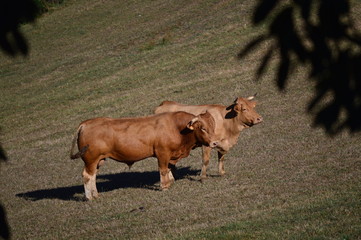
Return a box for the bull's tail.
[69,125,89,159]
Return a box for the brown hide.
[154,96,262,179]
[70,111,217,200]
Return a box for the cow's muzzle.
[246,116,263,127]
[256,116,263,124]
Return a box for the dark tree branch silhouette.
[1,1,41,239]
[0,0,40,56]
[0,137,9,240]
[239,0,361,135]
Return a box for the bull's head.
[187,111,218,148]
[232,94,263,127]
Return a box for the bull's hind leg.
[82,163,98,200]
[201,146,211,180]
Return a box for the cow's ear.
[233,98,242,112]
[187,117,199,130]
[233,103,241,112]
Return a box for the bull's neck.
[181,128,199,150]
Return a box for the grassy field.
[1,0,361,239]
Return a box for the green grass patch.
[1,0,360,239]
[180,190,361,240]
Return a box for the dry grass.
[1,0,360,239]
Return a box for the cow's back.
[156,101,223,116]
[155,102,227,137]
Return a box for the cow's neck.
[224,107,245,134]
[223,110,246,146]
[228,118,244,135]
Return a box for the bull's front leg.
[157,155,173,190]
[201,146,211,180]
[218,151,226,176]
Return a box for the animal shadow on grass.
[15,167,200,202]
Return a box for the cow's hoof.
[84,194,99,201]
[85,196,93,201]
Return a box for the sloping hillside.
[1,0,360,239]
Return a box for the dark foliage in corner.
[0,0,65,57]
[239,0,361,135]
[0,0,41,56]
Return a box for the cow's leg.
[168,163,177,180]
[168,169,175,184]
[201,146,211,180]
[82,163,98,200]
[218,151,226,176]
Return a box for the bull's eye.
[201,128,207,133]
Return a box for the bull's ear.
[187,117,199,130]
[200,110,211,118]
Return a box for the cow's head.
[187,111,218,148]
[229,95,263,127]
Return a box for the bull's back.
[79,113,195,160]
[110,112,195,160]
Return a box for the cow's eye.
[242,108,248,112]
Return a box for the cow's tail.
[69,125,89,160]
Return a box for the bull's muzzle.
[209,141,219,148]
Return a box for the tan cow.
[154,96,262,179]
[70,111,218,200]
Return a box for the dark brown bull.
[154,95,262,179]
[70,111,218,200]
